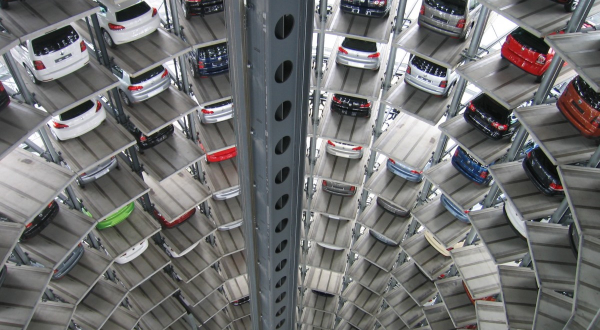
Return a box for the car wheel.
[535,73,544,83]
[565,0,578,12]
[1,0,8,9]
[460,22,473,41]
[181,1,191,19]
[102,30,116,49]
[119,89,132,107]
[24,65,40,84]
[443,81,455,98]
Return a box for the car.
[451,147,491,184]
[556,75,600,138]
[206,146,237,163]
[49,98,106,141]
[503,199,543,238]
[0,265,6,288]
[335,38,380,70]
[180,0,224,19]
[188,42,229,78]
[21,201,60,241]
[322,180,357,197]
[325,140,363,159]
[213,185,241,201]
[96,202,135,230]
[369,230,399,246]
[164,240,198,258]
[569,223,579,257]
[500,28,556,78]
[232,296,250,306]
[199,99,233,124]
[522,147,564,196]
[115,239,148,264]
[111,64,171,106]
[339,0,391,17]
[418,0,482,40]
[549,0,579,12]
[53,243,85,279]
[331,94,371,117]
[0,81,10,111]
[376,196,410,217]
[11,24,89,84]
[404,54,459,96]
[386,158,426,183]
[96,0,160,48]
[316,242,345,250]
[76,156,119,187]
[440,194,470,223]
[218,219,243,231]
[424,230,464,256]
[124,122,175,151]
[463,93,519,140]
[153,206,197,228]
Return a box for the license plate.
[94,168,110,179]
[433,16,448,23]
[146,89,162,99]
[55,53,72,63]
[418,76,432,84]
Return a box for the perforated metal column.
[225,0,313,329]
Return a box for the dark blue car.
[441,194,470,223]
[451,147,491,185]
[188,42,229,78]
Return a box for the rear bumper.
[322,183,356,197]
[79,157,119,185]
[22,201,60,240]
[440,195,469,223]
[404,74,446,95]
[500,45,547,76]
[463,111,506,140]
[36,56,89,82]
[557,94,600,138]
[336,54,380,70]
[340,4,389,17]
[386,159,423,182]
[418,16,463,38]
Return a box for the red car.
[557,76,600,138]
[501,28,555,77]
[205,146,237,163]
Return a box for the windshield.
[116,2,151,22]
[425,0,467,15]
[31,26,79,56]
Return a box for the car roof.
[100,0,145,11]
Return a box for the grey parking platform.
[383,80,452,126]
[221,251,247,280]
[139,299,187,330]
[383,285,426,328]
[568,235,600,329]
[318,99,377,147]
[457,51,575,110]
[423,303,455,330]
[475,301,507,330]
[223,275,249,304]
[208,197,243,227]
[560,165,600,238]
[190,290,229,325]
[28,301,75,330]
[391,259,439,307]
[435,276,477,328]
[533,288,573,330]
[0,101,49,161]
[0,148,74,224]
[308,213,352,249]
[351,232,400,272]
[129,271,179,318]
[309,186,359,220]
[20,60,120,117]
[306,244,347,274]
[170,239,220,283]
[301,310,335,329]
[73,278,127,330]
[201,156,239,198]
[197,118,236,155]
[364,167,423,216]
[189,73,232,106]
[51,115,136,174]
[177,12,227,48]
[547,31,600,93]
[161,211,216,256]
[357,202,411,246]
[498,265,538,329]
[326,0,397,43]
[179,267,225,307]
[0,0,99,42]
[525,222,577,292]
[144,170,210,223]
[347,258,391,294]
[314,150,368,185]
[378,307,411,330]
[478,0,600,37]
[401,231,453,280]
[113,243,171,291]
[342,282,382,315]
[0,264,52,330]
[228,301,250,321]
[48,246,113,304]
[20,204,96,269]
[439,115,511,165]
[74,165,149,222]
[489,161,563,219]
[214,226,245,256]
[514,104,599,165]
[425,160,489,210]
[201,309,231,329]
[0,221,23,267]
[305,267,344,295]
[413,196,471,249]
[138,129,204,182]
[374,114,440,170]
[468,205,529,264]
[338,303,376,329]
[302,289,339,314]
[451,245,501,300]
[123,86,199,136]
[94,205,161,259]
[103,306,139,330]
[0,34,18,58]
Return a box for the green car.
[96,202,135,230]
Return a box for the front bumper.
[53,244,84,279]
[325,144,363,159]
[404,73,446,96]
[127,77,171,103]
[376,197,410,217]
[463,111,507,140]
[109,18,160,45]
[386,159,423,183]
[501,45,546,76]
[441,194,469,223]
[418,16,463,38]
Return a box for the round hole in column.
[275,167,290,184]
[275,276,287,288]
[274,14,294,39]
[275,259,287,272]
[275,61,293,83]
[275,136,290,155]
[275,291,287,303]
[275,194,289,210]
[276,319,286,329]
[275,218,288,233]
[275,101,292,121]
[275,240,288,254]
[275,306,286,317]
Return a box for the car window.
[31,25,79,56]
[341,38,377,52]
[59,100,94,121]
[112,65,124,79]
[99,3,107,14]
[116,2,151,22]
[130,65,164,84]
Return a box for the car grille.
[411,57,447,77]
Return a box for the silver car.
[200,98,233,124]
[404,55,458,97]
[418,0,482,40]
[322,180,356,197]
[325,140,363,159]
[77,156,119,187]
[335,37,380,70]
[111,64,171,106]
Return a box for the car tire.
[460,22,473,41]
[535,73,544,83]
[565,0,578,12]
[102,29,116,49]
[181,0,191,19]
[1,0,8,9]
[24,65,40,84]
[119,89,132,107]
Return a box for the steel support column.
[226,0,313,328]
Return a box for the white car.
[50,98,106,141]
[325,140,363,159]
[114,239,148,264]
[96,0,160,48]
[11,24,89,84]
[164,241,199,258]
[218,219,243,231]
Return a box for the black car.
[0,81,10,111]
[1,201,61,241]
[124,122,175,151]
[522,147,564,196]
[376,196,410,217]
[180,0,223,19]
[52,243,85,280]
[340,0,391,17]
[331,93,371,118]
[464,93,519,140]
[188,42,229,78]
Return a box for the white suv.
[11,24,89,84]
[96,0,160,48]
